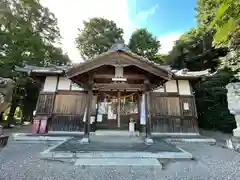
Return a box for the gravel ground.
[1,138,240,180]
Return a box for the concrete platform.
[12,133,73,141]
[40,137,193,160]
[74,158,162,167]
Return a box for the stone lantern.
[226,82,240,137]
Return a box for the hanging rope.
[103,92,137,101]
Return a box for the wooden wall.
[35,91,97,131]
[151,92,198,133]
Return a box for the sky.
[40,0,197,63]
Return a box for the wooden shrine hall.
[16,41,212,143]
[66,41,172,142]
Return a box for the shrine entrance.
[96,92,139,130]
[66,41,172,142]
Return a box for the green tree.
[128,28,160,61]
[195,68,236,133]
[152,54,168,65]
[76,17,124,60]
[0,0,70,126]
[209,0,240,47]
[165,27,224,71]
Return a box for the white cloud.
[135,5,158,24]
[40,0,138,63]
[158,33,183,54]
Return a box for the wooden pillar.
[137,92,142,131]
[117,90,121,128]
[144,80,151,137]
[84,76,93,137]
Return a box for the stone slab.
[165,138,216,144]
[94,130,139,136]
[51,137,181,153]
[12,133,71,141]
[79,137,90,144]
[145,137,154,144]
[40,150,193,160]
[74,158,162,167]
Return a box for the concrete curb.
[152,132,200,136]
[165,138,216,144]
[74,158,163,167]
[40,150,193,160]
[12,133,72,141]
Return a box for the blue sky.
[130,0,197,35]
[40,0,198,62]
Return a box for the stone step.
[74,158,162,167]
[90,135,143,143]
[94,130,139,136]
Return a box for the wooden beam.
[94,83,145,90]
[93,74,147,80]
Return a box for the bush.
[194,68,237,133]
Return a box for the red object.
[39,116,48,134]
[32,117,41,134]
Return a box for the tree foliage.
[165,27,223,71]
[76,17,124,60]
[195,68,236,133]
[0,0,70,125]
[165,0,239,133]
[209,0,240,47]
[128,28,160,61]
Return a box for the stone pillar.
[226,82,240,137]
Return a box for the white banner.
[140,94,146,125]
[83,107,87,122]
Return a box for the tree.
[165,27,224,71]
[196,0,239,75]
[151,54,168,65]
[0,0,69,126]
[195,68,236,133]
[76,17,124,60]
[209,0,240,47]
[128,28,160,61]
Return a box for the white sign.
[97,114,103,122]
[183,103,189,110]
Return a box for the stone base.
[145,137,154,144]
[79,137,90,144]
[233,128,240,137]
[74,158,162,167]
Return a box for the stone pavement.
[51,136,182,153]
